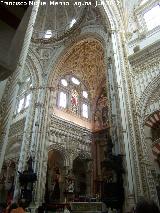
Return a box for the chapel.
[0,0,160,212]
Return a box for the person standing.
[135,199,160,213]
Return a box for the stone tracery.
[49,40,105,90]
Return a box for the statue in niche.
[94,88,109,130]
[94,110,101,129]
[64,170,75,202]
[71,89,79,114]
[65,170,74,193]
[102,105,108,126]
[66,179,74,193]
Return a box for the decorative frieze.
[8,118,25,137]
[49,115,92,159]
[125,29,160,203]
[129,40,160,71]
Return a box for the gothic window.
[59,92,67,108]
[71,77,80,85]
[25,94,31,108]
[57,75,90,119]
[143,4,160,30]
[15,73,32,115]
[70,19,76,28]
[61,79,68,87]
[17,98,24,113]
[140,0,148,5]
[71,89,79,113]
[135,1,160,36]
[83,91,88,99]
[82,103,88,118]
[44,30,52,39]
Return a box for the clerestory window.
[143,4,160,30]
[15,73,32,115]
[140,0,148,5]
[57,75,90,119]
[44,30,52,39]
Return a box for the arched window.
[14,72,32,115]
[140,0,148,5]
[57,75,90,119]
[143,4,160,30]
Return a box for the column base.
[125,194,136,212]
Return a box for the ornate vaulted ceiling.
[33,0,84,40]
[54,39,106,100]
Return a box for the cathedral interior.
[0,0,160,212]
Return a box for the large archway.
[144,111,160,203]
[45,149,65,203]
[72,156,92,199]
[31,1,133,209]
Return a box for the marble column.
[33,87,51,204]
[0,0,41,173]
[110,30,137,209]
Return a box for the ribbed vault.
[50,39,106,101]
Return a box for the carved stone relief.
[127,37,160,202]
[94,87,109,131]
[49,115,92,159]
[49,39,105,102]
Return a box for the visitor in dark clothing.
[135,199,160,213]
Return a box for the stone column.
[86,160,92,196]
[33,87,51,205]
[13,88,38,202]
[139,123,159,204]
[0,0,41,173]
[110,30,138,209]
[30,87,45,169]
[26,87,45,205]
[4,161,11,191]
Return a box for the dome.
[33,0,85,41]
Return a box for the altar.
[70,202,106,213]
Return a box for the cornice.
[128,39,160,66]
[50,114,92,140]
[135,0,158,14]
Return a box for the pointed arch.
[139,74,160,120]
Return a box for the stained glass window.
[17,98,24,113]
[61,79,68,86]
[15,72,32,115]
[82,103,88,118]
[44,30,52,39]
[25,94,31,108]
[83,91,88,98]
[59,92,67,108]
[71,90,79,113]
[57,75,89,119]
[71,77,80,85]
